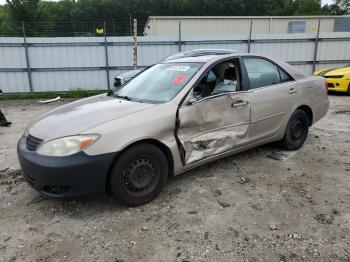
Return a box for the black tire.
[347,83,350,95]
[109,143,168,207]
[281,109,310,150]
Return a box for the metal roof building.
[143,16,350,36]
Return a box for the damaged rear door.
[177,92,251,164]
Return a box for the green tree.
[0,0,345,36]
[6,0,40,23]
[5,0,54,35]
[323,0,350,14]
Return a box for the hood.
[28,94,155,141]
[314,68,329,76]
[315,66,350,76]
[323,67,350,76]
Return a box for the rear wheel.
[347,83,350,95]
[109,143,168,206]
[281,109,310,150]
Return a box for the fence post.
[22,22,33,92]
[312,19,321,73]
[178,21,182,52]
[247,20,253,53]
[103,21,111,90]
[129,13,133,36]
[133,18,138,70]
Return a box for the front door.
[176,58,251,164]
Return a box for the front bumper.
[326,79,349,92]
[17,135,117,198]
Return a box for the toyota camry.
[18,52,329,206]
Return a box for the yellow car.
[314,65,350,94]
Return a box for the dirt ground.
[0,95,350,262]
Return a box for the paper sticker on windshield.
[168,66,190,72]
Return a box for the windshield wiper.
[115,95,133,101]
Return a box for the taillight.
[323,80,328,91]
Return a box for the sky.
[321,0,335,4]
[0,0,335,6]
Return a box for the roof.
[163,55,219,63]
[163,52,251,63]
[163,49,238,62]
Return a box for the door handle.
[288,88,297,94]
[232,100,249,107]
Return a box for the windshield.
[113,63,203,103]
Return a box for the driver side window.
[193,59,241,99]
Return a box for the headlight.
[36,134,100,157]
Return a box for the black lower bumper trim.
[17,135,118,198]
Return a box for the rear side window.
[243,58,293,89]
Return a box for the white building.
[143,16,350,36]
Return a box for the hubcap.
[123,158,160,197]
[290,118,305,142]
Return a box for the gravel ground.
[0,95,350,262]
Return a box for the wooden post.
[22,22,33,92]
[312,19,321,73]
[248,20,253,53]
[178,21,182,52]
[133,19,138,70]
[104,21,111,90]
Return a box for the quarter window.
[243,58,293,89]
[207,70,216,82]
[279,68,292,83]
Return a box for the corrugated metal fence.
[1,31,350,93]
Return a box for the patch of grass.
[0,89,107,100]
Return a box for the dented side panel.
[178,93,251,164]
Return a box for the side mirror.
[187,96,197,105]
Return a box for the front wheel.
[281,109,310,150]
[109,143,168,206]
